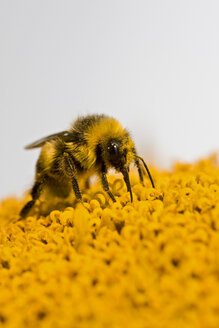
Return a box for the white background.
[0,0,218,198]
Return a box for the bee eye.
[110,143,119,155]
[108,141,122,167]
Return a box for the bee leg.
[135,158,144,184]
[19,180,43,218]
[63,153,82,202]
[72,176,83,202]
[101,171,116,202]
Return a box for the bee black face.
[107,139,133,201]
[108,140,123,168]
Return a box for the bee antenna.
[135,155,155,188]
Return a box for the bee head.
[105,139,126,169]
[96,132,136,203]
[107,140,123,168]
[105,137,134,170]
[106,138,134,202]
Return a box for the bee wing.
[24,131,70,149]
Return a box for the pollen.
[0,155,219,328]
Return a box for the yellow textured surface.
[0,156,219,328]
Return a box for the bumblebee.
[20,114,155,218]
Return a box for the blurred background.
[0,0,218,198]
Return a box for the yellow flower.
[0,155,218,328]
